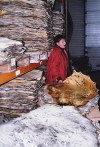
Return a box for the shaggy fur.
[47,72,98,107]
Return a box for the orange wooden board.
[0,60,47,85]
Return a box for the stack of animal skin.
[53,11,65,36]
[0,70,44,119]
[0,37,27,73]
[47,72,98,107]
[0,0,53,67]
[0,0,53,51]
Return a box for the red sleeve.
[47,49,61,80]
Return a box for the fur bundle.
[47,72,98,107]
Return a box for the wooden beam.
[0,60,47,85]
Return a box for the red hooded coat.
[46,46,69,84]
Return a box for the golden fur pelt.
[47,72,98,107]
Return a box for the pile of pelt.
[47,72,98,107]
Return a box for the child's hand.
[58,80,63,83]
[56,77,62,83]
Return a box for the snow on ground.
[0,104,98,147]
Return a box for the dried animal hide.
[0,0,53,51]
[0,70,43,119]
[53,12,65,36]
[47,72,98,107]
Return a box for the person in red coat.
[46,34,70,84]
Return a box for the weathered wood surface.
[0,69,44,119]
[0,0,53,51]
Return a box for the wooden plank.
[0,60,47,85]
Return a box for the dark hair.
[53,34,65,44]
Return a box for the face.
[56,39,66,49]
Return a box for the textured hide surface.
[48,72,98,107]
